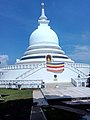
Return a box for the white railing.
[0,79,45,89]
[66,63,90,68]
[71,78,87,87]
[2,62,45,70]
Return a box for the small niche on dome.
[46,55,52,62]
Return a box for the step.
[45,82,74,88]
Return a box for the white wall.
[0,62,89,84]
[0,69,27,80]
[23,67,78,83]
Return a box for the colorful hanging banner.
[46,62,64,73]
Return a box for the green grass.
[0,89,33,120]
[0,88,32,101]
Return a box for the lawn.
[0,89,33,120]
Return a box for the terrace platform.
[41,83,90,101]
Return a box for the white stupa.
[17,3,73,64]
[0,3,89,89]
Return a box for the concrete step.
[45,82,74,88]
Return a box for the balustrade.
[2,62,45,70]
[0,79,44,88]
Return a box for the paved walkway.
[42,83,90,100]
[33,89,48,106]
[31,83,90,120]
[30,106,47,120]
[30,89,48,120]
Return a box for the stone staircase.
[65,63,87,78]
[16,63,45,80]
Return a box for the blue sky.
[0,0,90,65]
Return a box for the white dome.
[17,3,74,64]
[29,25,59,46]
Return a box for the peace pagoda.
[17,3,73,64]
[0,3,89,88]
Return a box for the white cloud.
[68,45,90,64]
[0,55,9,67]
[61,32,90,64]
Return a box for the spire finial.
[38,2,50,25]
[41,2,44,9]
[39,2,47,20]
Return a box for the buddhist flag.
[46,62,64,73]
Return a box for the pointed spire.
[39,3,47,20]
[38,3,50,25]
